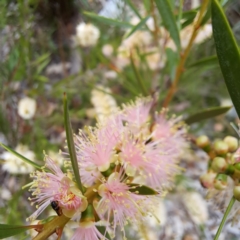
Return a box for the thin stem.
[163,0,209,108]
[150,0,160,46]
[63,93,84,193]
[214,196,235,240]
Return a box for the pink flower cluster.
[28,97,187,239]
[76,98,186,190]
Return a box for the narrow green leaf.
[181,10,198,20]
[84,11,133,28]
[200,2,211,26]
[125,0,142,19]
[130,54,148,96]
[0,143,42,169]
[128,183,158,195]
[155,0,181,50]
[143,0,151,12]
[35,75,49,82]
[177,0,184,30]
[187,55,218,68]
[124,16,150,39]
[166,48,179,79]
[212,0,240,118]
[184,106,232,125]
[181,10,198,28]
[214,196,235,240]
[63,94,84,193]
[32,53,50,65]
[0,224,34,239]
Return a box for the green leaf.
[0,143,42,170]
[84,11,133,28]
[214,196,235,240]
[212,0,240,118]
[155,0,181,50]
[32,53,50,66]
[124,16,150,39]
[200,2,211,26]
[166,48,179,79]
[143,0,151,12]
[125,0,142,19]
[184,106,232,125]
[130,54,148,96]
[35,75,49,82]
[128,183,158,195]
[181,10,198,20]
[63,93,84,193]
[187,55,218,68]
[0,224,32,239]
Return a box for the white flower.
[1,144,36,174]
[102,44,113,57]
[75,22,100,47]
[183,192,208,225]
[104,70,117,79]
[168,23,212,50]
[18,97,36,120]
[146,17,156,31]
[194,24,212,44]
[147,199,167,227]
[91,85,118,123]
[46,150,64,166]
[0,187,12,200]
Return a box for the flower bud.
[196,135,210,150]
[233,186,240,201]
[233,147,240,163]
[231,163,240,180]
[211,157,227,173]
[223,136,238,152]
[200,171,216,188]
[214,174,228,190]
[213,140,228,156]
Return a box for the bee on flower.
[27,157,88,221]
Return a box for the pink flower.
[152,111,186,152]
[142,113,186,189]
[28,157,87,221]
[122,98,153,131]
[75,116,123,187]
[97,171,147,235]
[71,221,108,240]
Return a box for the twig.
[163,0,210,108]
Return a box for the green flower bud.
[213,140,228,156]
[214,174,228,190]
[196,135,210,148]
[233,186,240,201]
[200,171,216,189]
[211,157,227,173]
[231,163,240,180]
[234,162,240,171]
[223,136,239,152]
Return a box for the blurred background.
[1,0,240,239]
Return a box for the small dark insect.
[51,201,62,216]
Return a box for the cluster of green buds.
[197,135,240,200]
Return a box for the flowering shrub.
[1,0,240,239]
[25,97,187,239]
